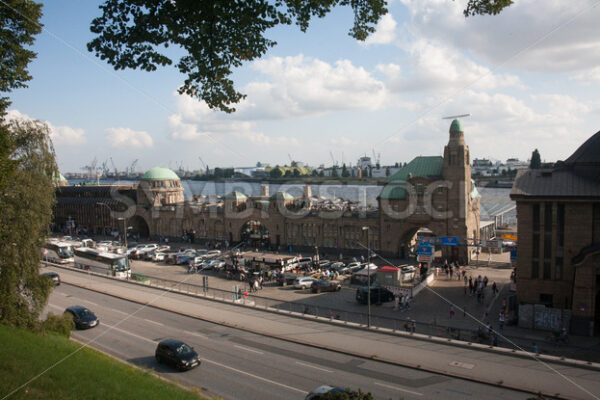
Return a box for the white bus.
[42,240,74,264]
[74,247,131,279]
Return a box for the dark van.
[355,286,395,305]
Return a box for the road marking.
[234,344,264,354]
[449,361,475,369]
[145,319,164,326]
[183,330,207,339]
[374,382,423,396]
[81,300,98,306]
[203,359,306,394]
[295,361,333,373]
[102,323,158,344]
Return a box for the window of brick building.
[543,203,552,280]
[532,204,540,279]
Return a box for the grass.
[0,324,205,400]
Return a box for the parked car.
[293,276,316,289]
[155,339,201,371]
[355,286,395,305]
[206,250,221,257]
[173,250,197,265]
[41,271,60,286]
[278,273,297,286]
[151,251,169,262]
[305,385,347,399]
[64,306,99,329]
[132,243,159,259]
[310,279,341,293]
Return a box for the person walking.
[492,281,498,295]
[449,305,455,319]
[499,311,505,331]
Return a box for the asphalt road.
[43,283,531,400]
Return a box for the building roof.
[511,130,600,199]
[450,119,462,132]
[270,191,294,201]
[380,156,444,199]
[224,191,247,200]
[141,167,180,181]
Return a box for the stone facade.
[511,130,600,336]
[54,120,480,261]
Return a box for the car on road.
[155,339,201,371]
[310,279,341,293]
[305,385,347,399]
[355,286,395,305]
[41,271,60,286]
[64,306,99,329]
[293,276,316,289]
[278,272,297,286]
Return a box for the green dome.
[450,119,462,132]
[141,167,180,181]
[224,191,247,200]
[270,191,294,201]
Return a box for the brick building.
[54,119,480,261]
[511,130,600,335]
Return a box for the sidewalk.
[48,265,600,400]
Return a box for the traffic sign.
[442,236,459,246]
[417,244,433,256]
[501,234,518,241]
[482,239,502,248]
[417,255,432,262]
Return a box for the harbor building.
[53,120,480,262]
[511,129,600,336]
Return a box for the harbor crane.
[109,157,118,176]
[129,159,138,176]
[198,157,207,175]
[372,149,381,168]
[81,156,98,178]
[329,151,338,168]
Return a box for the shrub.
[40,312,73,337]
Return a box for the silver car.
[293,276,316,289]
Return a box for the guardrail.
[42,261,600,364]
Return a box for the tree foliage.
[87,0,387,113]
[462,0,513,17]
[341,163,349,177]
[0,0,43,114]
[529,148,541,169]
[0,119,58,328]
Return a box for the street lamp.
[362,226,371,328]
[96,202,111,239]
[117,217,132,249]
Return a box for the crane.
[129,159,138,176]
[80,156,98,179]
[109,157,118,177]
[198,157,207,175]
[372,149,381,168]
[329,151,338,168]
[100,159,109,178]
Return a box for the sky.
[6,0,600,174]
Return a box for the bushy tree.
[0,119,58,328]
[341,163,349,178]
[385,166,390,177]
[332,166,338,178]
[270,166,283,179]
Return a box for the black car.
[355,286,395,305]
[305,385,347,399]
[155,339,201,371]
[310,279,341,293]
[41,272,60,286]
[64,306,99,329]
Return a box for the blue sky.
[7,0,600,173]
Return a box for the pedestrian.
[499,312,505,331]
[394,295,400,311]
[493,333,498,347]
[492,281,497,295]
[449,305,455,319]
[532,342,539,355]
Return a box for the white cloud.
[570,66,600,83]
[400,0,600,72]
[377,41,522,93]
[6,109,86,145]
[106,127,153,148]
[365,13,398,45]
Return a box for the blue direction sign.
[442,236,459,246]
[510,248,517,261]
[417,244,433,256]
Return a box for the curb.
[61,278,577,400]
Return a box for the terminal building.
[511,129,600,336]
[53,120,480,262]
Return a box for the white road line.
[234,344,264,354]
[81,300,98,306]
[295,361,333,373]
[145,319,164,326]
[203,359,306,394]
[183,330,207,339]
[101,323,158,344]
[110,309,128,316]
[374,381,423,396]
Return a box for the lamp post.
[117,217,130,249]
[96,202,111,239]
[362,226,371,328]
